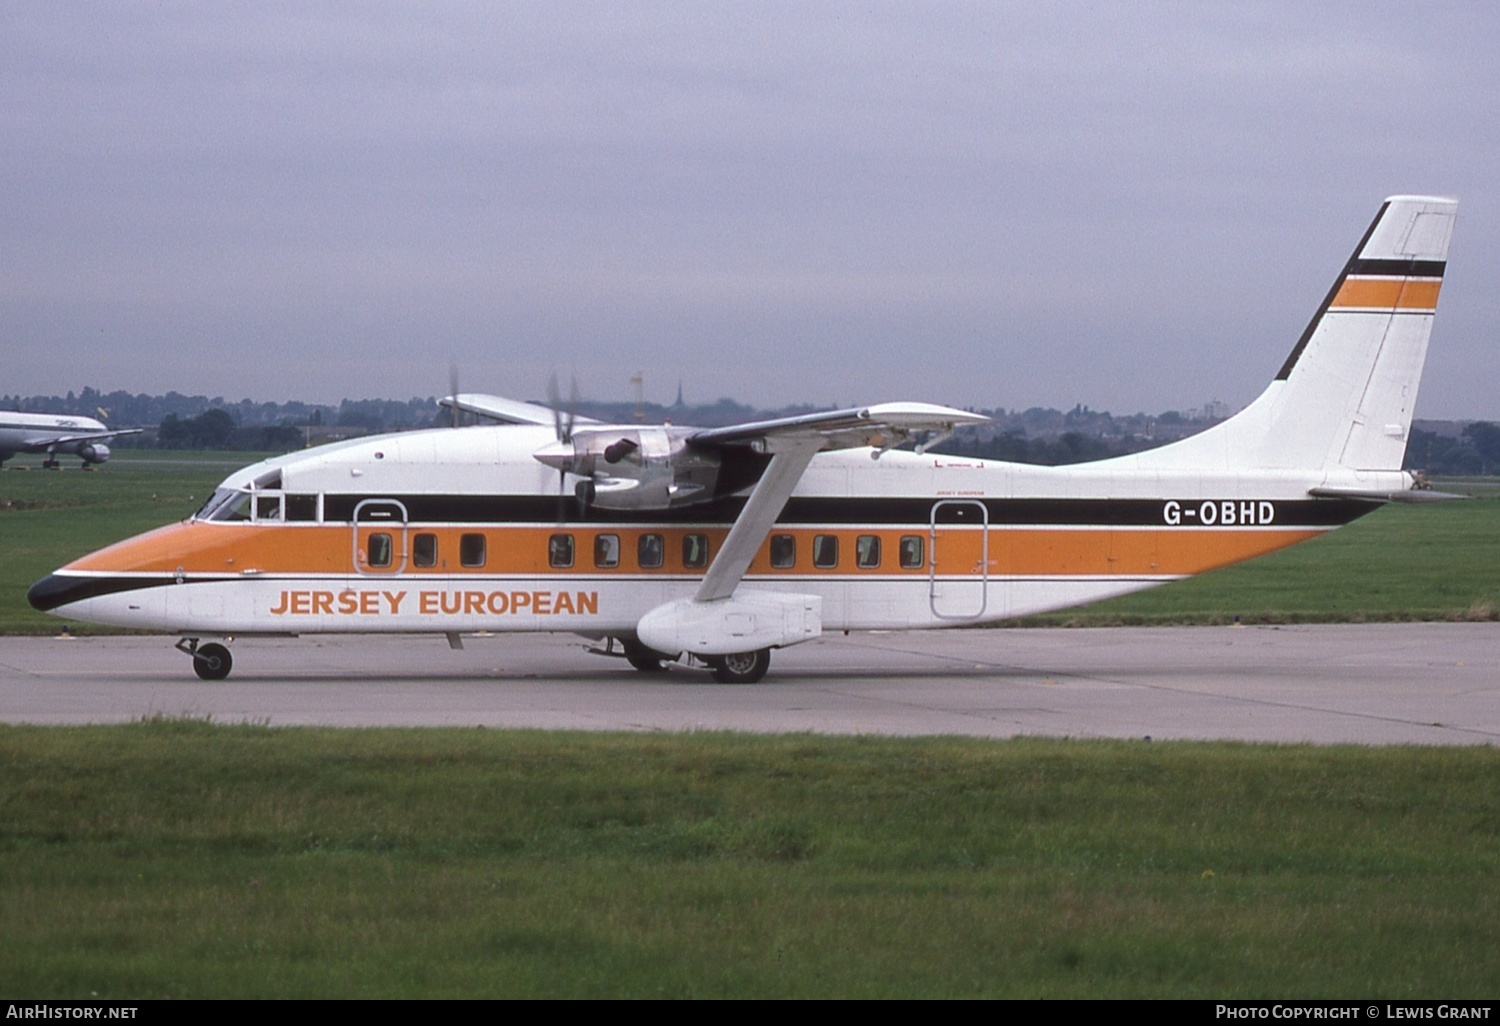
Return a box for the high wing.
[687,401,984,455]
[439,393,601,428]
[20,427,143,453]
[687,402,986,602]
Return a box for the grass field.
[2,723,1498,999]
[4,451,1498,632]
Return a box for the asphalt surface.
[1,623,1497,744]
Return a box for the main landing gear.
[176,638,233,681]
[620,637,670,674]
[596,637,774,683]
[707,649,772,685]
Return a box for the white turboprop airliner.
[0,412,142,469]
[30,196,1458,682]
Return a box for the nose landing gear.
[175,638,233,681]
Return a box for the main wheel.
[621,638,669,673]
[711,648,771,684]
[193,642,233,681]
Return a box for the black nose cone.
[28,574,82,612]
[29,574,161,612]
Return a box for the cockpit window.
[195,487,253,522]
[194,488,232,520]
[285,494,318,521]
[220,493,254,521]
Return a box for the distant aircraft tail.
[1130,195,1457,474]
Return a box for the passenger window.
[813,535,838,569]
[770,534,795,569]
[594,534,620,569]
[413,533,438,568]
[367,533,393,568]
[856,535,881,569]
[899,535,924,569]
[549,534,575,568]
[683,534,709,569]
[285,494,318,521]
[638,533,664,569]
[460,533,486,568]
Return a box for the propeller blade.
[543,372,584,523]
[564,376,579,444]
[546,372,563,441]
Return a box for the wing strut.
[695,438,822,603]
[636,435,824,659]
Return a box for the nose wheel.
[176,638,234,681]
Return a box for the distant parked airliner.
[0,412,142,469]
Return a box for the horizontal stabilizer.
[1309,486,1468,503]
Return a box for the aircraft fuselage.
[28,424,1387,636]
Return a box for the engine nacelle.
[536,426,723,510]
[78,443,112,465]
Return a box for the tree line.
[1405,423,1500,476]
[8,387,1498,473]
[155,410,306,452]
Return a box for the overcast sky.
[4,2,1498,419]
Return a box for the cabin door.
[929,500,989,620]
[352,499,409,576]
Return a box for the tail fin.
[1131,195,1457,472]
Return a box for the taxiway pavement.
[2,623,1497,744]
